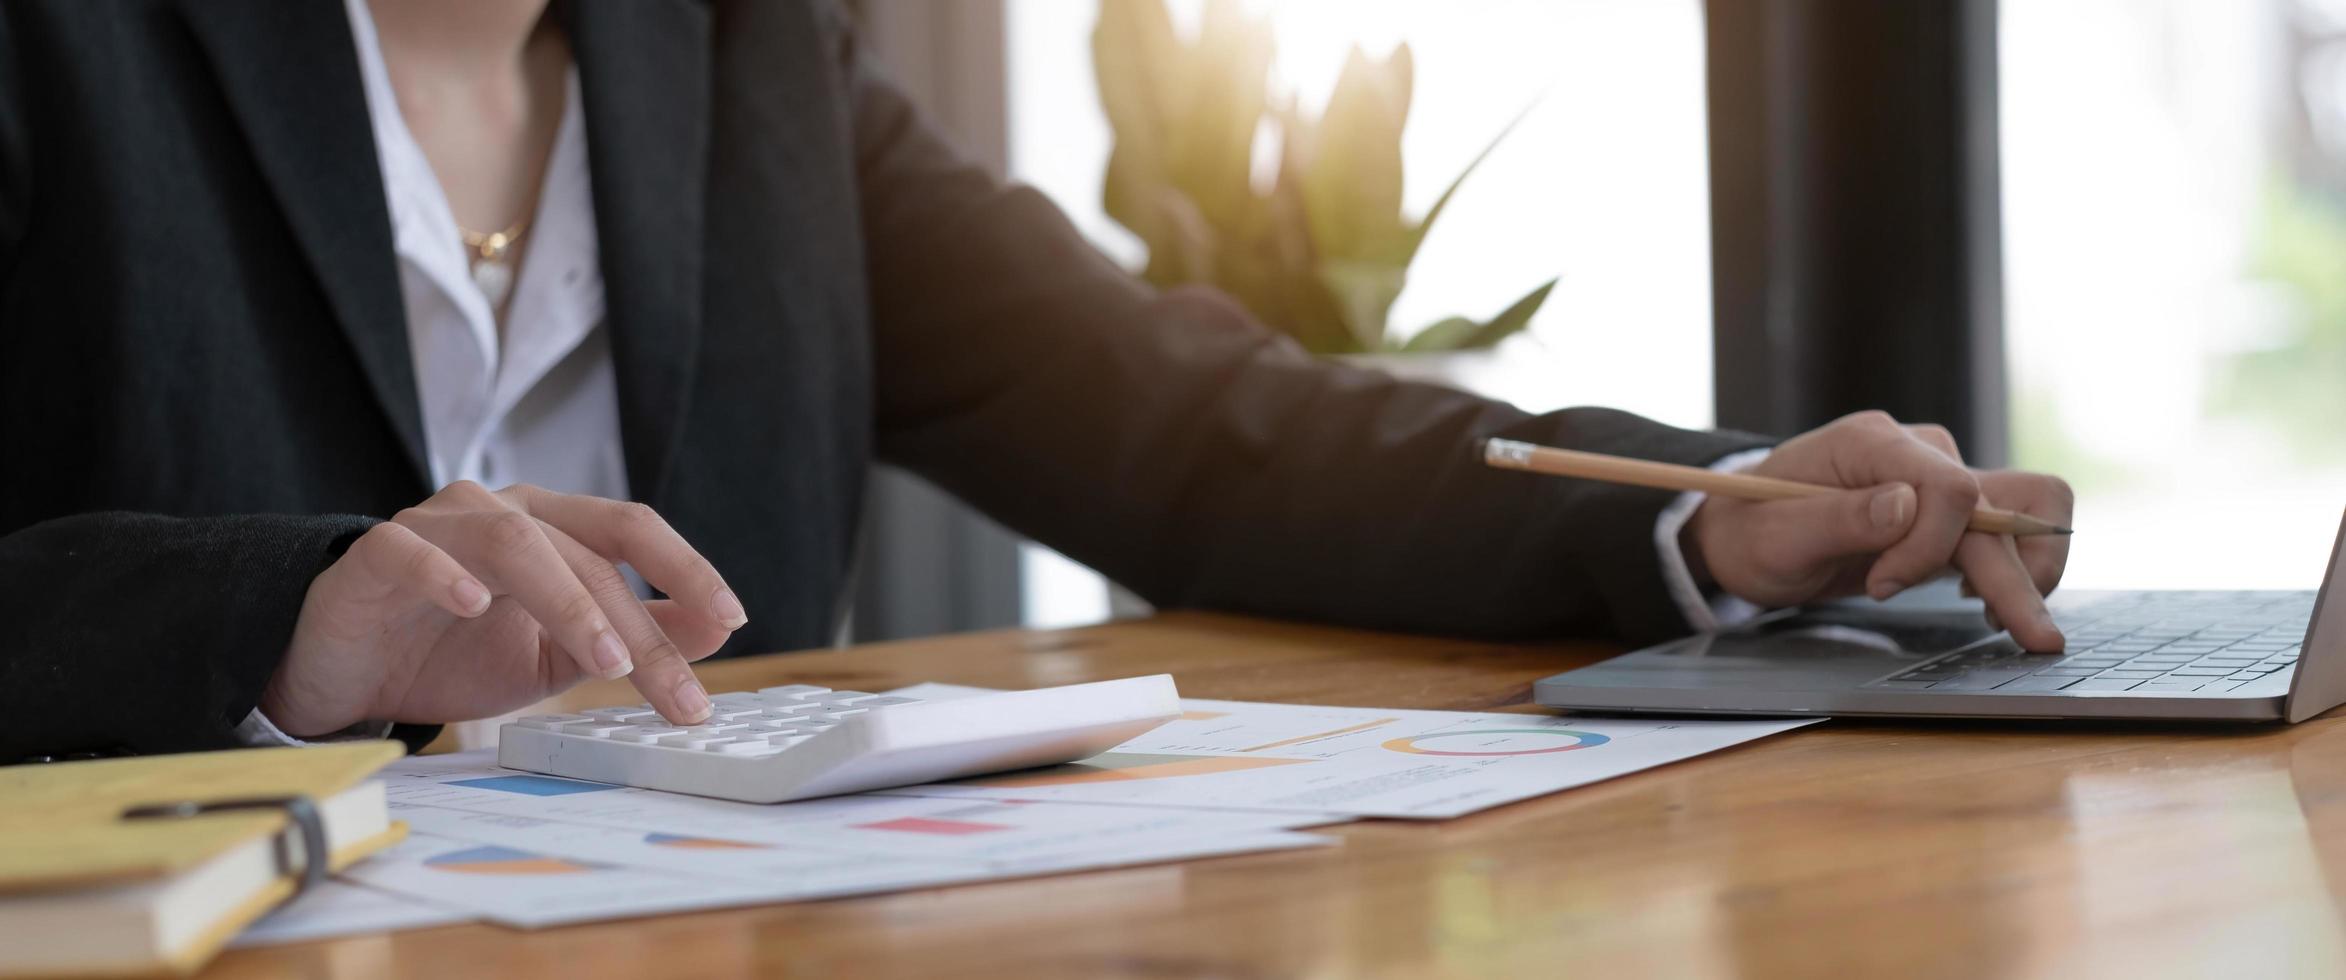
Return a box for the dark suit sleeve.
[0,514,374,761]
[832,8,1772,644]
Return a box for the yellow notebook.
[0,741,408,977]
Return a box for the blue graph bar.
[446,774,618,797]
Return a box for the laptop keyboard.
[1866,591,2313,695]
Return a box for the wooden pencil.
[1482,438,2071,537]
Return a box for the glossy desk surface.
[211,613,2346,978]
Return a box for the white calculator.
[496,675,1181,803]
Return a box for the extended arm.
[832,9,1767,643]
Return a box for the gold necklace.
[458,215,530,264]
[457,215,529,307]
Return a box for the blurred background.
[843,0,2346,641]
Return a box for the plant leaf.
[1399,316,1481,353]
[1317,258,1408,352]
[1403,99,1539,264]
[1152,188,1220,286]
[1298,43,1413,266]
[1400,277,1557,351]
[1094,0,1183,248]
[1463,277,1558,348]
[1240,119,1361,354]
[1172,0,1273,232]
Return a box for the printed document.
[877,690,1821,818]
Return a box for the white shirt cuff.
[233,709,396,747]
[1654,447,1773,633]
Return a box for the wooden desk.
[211,613,2346,978]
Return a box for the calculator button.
[656,731,733,748]
[562,721,634,736]
[614,727,683,743]
[709,738,778,755]
[761,702,819,717]
[517,714,587,731]
[854,696,922,708]
[759,685,831,699]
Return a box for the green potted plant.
[1091,0,1553,386]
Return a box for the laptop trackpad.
[1562,606,2002,692]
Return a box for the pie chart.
[1382,729,1610,757]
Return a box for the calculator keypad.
[527,688,913,756]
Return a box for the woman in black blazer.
[0,0,2072,761]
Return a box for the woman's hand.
[259,482,747,737]
[1685,411,2074,651]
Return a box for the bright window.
[1004,0,1714,627]
[2003,0,2346,589]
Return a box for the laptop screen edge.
[2285,508,2346,723]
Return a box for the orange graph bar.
[1237,718,1399,753]
[967,753,1306,788]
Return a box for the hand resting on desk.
[258,482,744,738]
[1685,411,2074,651]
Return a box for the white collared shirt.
[345,0,626,501]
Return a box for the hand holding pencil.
[1485,411,2076,651]
[1484,440,2071,538]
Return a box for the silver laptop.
[1534,510,2346,723]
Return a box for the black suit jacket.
[0,0,1767,760]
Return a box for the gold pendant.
[473,232,512,263]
